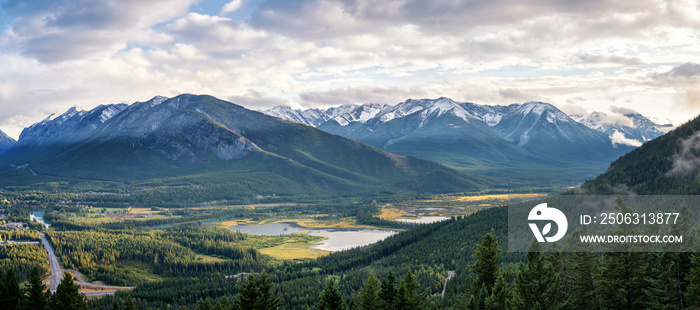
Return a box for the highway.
[38,232,133,296]
[39,232,63,293]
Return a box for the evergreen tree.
[357,274,380,310]
[511,241,562,310]
[4,268,23,310]
[124,296,135,310]
[650,252,692,310]
[653,202,694,309]
[214,296,231,310]
[685,253,700,308]
[255,274,281,310]
[458,233,503,310]
[565,228,600,310]
[455,275,474,310]
[232,274,281,310]
[470,233,501,295]
[0,269,5,309]
[598,197,650,310]
[565,251,600,310]
[315,278,343,310]
[195,298,211,310]
[599,252,651,310]
[233,275,259,310]
[379,272,397,310]
[23,267,48,310]
[111,298,121,310]
[485,270,511,310]
[395,272,426,310]
[51,273,88,310]
[468,284,487,310]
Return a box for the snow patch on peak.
[481,113,502,126]
[333,116,350,126]
[517,102,558,116]
[380,98,462,123]
[99,105,127,123]
[44,113,58,122]
[150,96,168,107]
[577,111,635,129]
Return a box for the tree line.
[0,267,89,310]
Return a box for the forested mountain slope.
[582,114,700,194]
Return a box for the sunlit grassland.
[379,206,416,220]
[64,212,179,224]
[266,217,375,228]
[99,207,166,214]
[424,193,548,202]
[215,226,329,260]
[238,232,327,260]
[195,253,231,263]
[219,215,374,229]
[234,232,326,250]
[259,243,329,260]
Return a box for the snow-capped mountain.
[0,130,15,155]
[17,103,129,148]
[264,98,644,185]
[265,103,391,127]
[264,97,511,127]
[264,97,624,155]
[571,112,672,147]
[263,99,671,149]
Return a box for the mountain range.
[0,94,674,194]
[265,98,670,185]
[0,130,15,155]
[0,94,486,197]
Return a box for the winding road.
[38,232,133,296]
[441,271,456,297]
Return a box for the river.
[30,211,51,229]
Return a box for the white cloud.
[221,0,244,14]
[610,130,643,147]
[6,0,197,63]
[667,131,700,176]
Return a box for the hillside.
[582,114,700,194]
[0,94,487,198]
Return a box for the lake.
[30,211,51,229]
[394,216,451,224]
[231,222,397,251]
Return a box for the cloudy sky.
[1,0,699,139]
